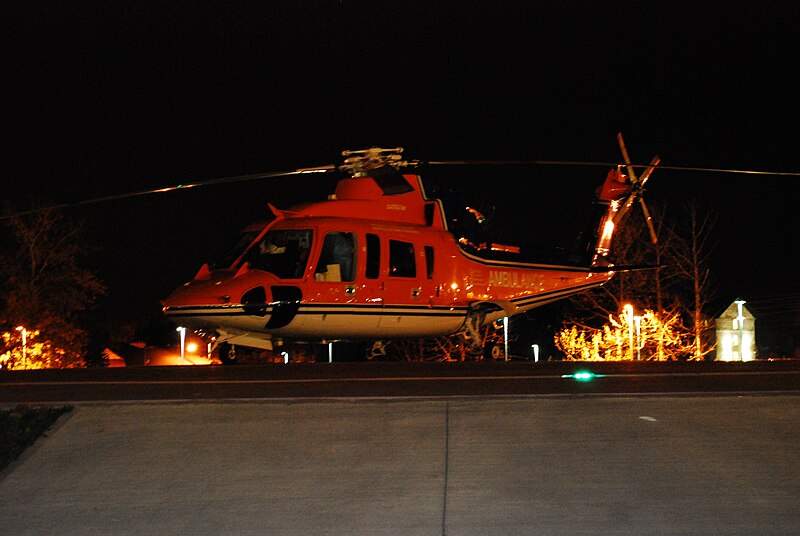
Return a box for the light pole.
[633,315,642,361]
[503,316,509,361]
[531,344,539,363]
[15,326,27,368]
[623,304,634,361]
[176,326,186,361]
[734,299,746,361]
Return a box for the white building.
[715,299,756,361]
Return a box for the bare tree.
[667,199,718,360]
[0,207,105,367]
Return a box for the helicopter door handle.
[411,287,422,299]
[345,285,356,296]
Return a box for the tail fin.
[591,167,630,264]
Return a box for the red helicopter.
[162,134,660,361]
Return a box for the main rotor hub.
[339,147,411,176]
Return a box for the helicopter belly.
[163,304,277,333]
[165,302,467,341]
[274,304,468,339]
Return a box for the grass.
[0,406,72,472]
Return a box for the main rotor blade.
[425,158,800,176]
[135,165,337,195]
[1,165,337,220]
[424,159,618,169]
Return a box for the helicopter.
[161,133,661,362]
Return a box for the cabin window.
[366,233,380,279]
[424,245,434,279]
[389,240,416,278]
[245,229,313,279]
[315,232,356,282]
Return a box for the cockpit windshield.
[244,229,313,279]
[209,230,260,270]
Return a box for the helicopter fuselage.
[162,169,621,350]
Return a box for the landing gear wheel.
[218,342,236,365]
[366,341,389,360]
[462,310,487,356]
[489,344,504,360]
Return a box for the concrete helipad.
[1,396,799,535]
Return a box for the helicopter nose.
[162,280,233,309]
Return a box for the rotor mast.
[339,147,412,176]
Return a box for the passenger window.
[366,233,380,279]
[389,240,416,278]
[315,232,356,282]
[424,246,434,279]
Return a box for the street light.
[15,326,27,368]
[531,344,539,363]
[623,304,634,361]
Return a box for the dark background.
[3,1,799,350]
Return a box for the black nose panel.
[241,286,268,316]
[265,286,302,329]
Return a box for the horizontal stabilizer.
[587,263,662,273]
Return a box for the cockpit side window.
[315,232,357,282]
[246,229,313,279]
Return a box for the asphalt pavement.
[3,361,800,402]
[1,395,799,535]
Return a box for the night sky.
[3,1,799,334]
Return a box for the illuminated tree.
[555,307,691,361]
[0,207,105,368]
[0,328,83,370]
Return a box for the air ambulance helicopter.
[161,133,660,362]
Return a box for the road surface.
[1,360,799,403]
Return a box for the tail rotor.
[612,132,660,244]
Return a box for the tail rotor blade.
[637,155,661,189]
[613,193,637,226]
[617,132,638,183]
[639,198,658,244]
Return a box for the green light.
[562,370,603,382]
